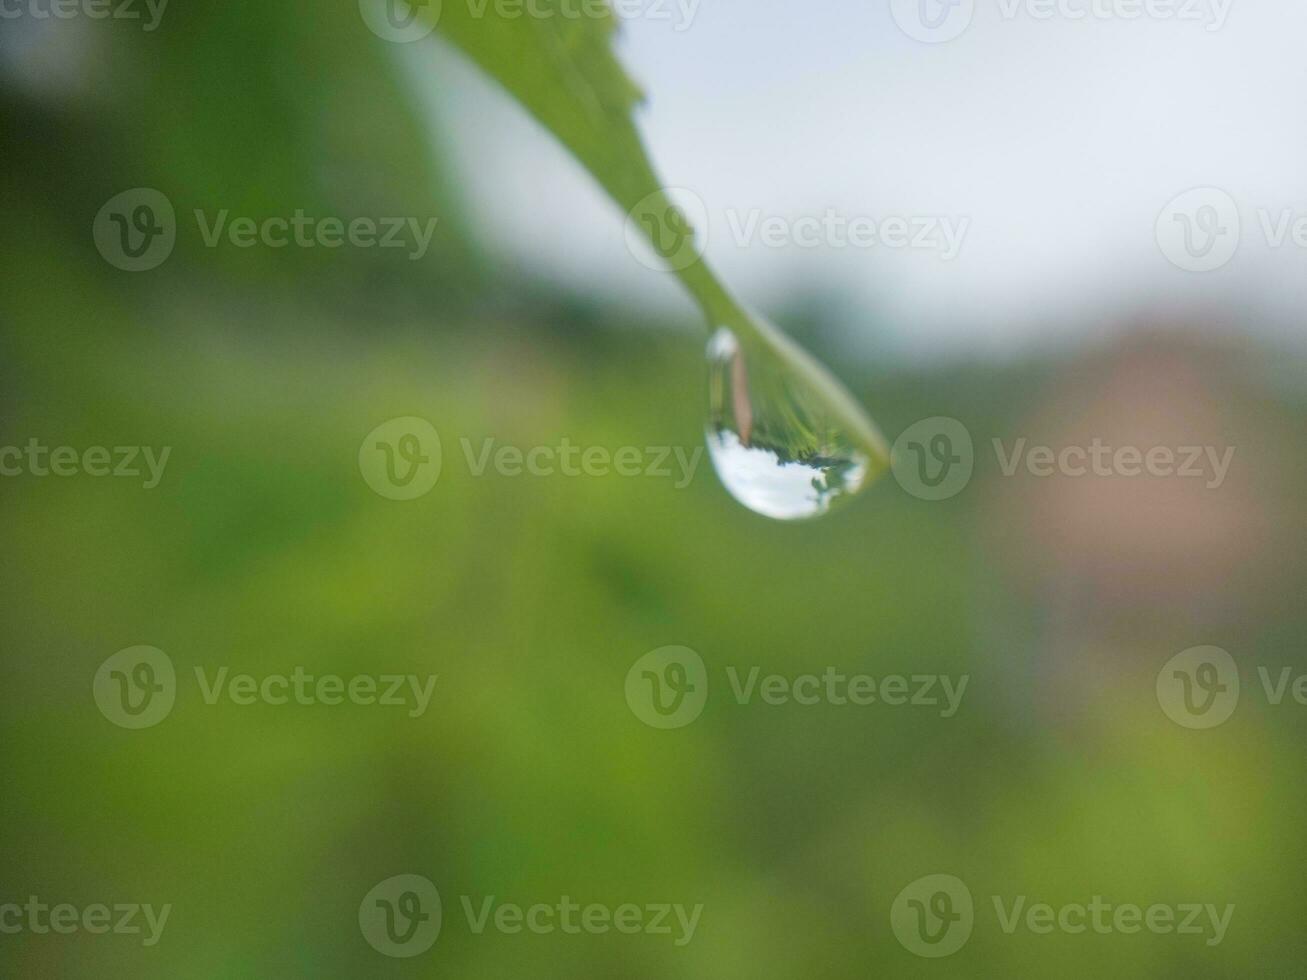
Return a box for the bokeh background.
[3,1,1307,976]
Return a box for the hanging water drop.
[705,316,889,520]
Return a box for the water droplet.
[705,319,889,520]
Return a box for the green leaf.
[430,1,890,478]
[432,1,736,318]
[436,3,656,211]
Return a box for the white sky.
[412,0,1307,355]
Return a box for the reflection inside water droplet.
[705,324,884,520]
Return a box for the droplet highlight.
[705,322,887,520]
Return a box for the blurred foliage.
[3,5,1307,979]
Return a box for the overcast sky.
[417,0,1307,355]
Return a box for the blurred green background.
[3,3,1307,977]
